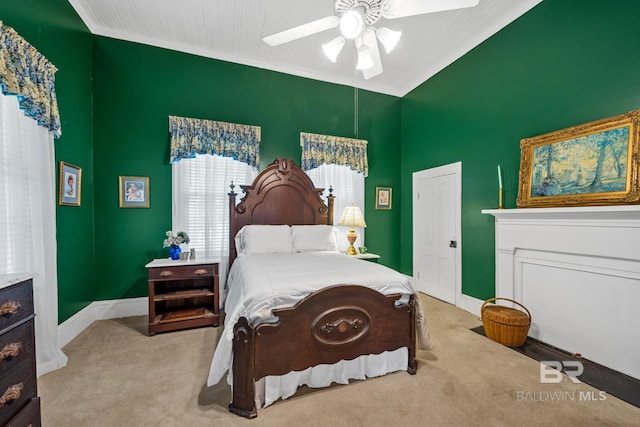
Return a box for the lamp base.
[345,228,358,256]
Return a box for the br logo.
[539,361,584,384]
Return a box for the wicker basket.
[481,298,531,347]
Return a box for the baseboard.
[457,294,484,319]
[58,297,147,348]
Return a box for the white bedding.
[207,251,431,405]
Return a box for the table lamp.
[338,206,367,255]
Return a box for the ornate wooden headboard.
[228,158,334,266]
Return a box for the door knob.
[449,240,457,248]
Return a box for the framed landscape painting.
[517,110,640,208]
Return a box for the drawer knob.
[0,382,23,408]
[0,342,23,361]
[159,271,173,277]
[1,300,21,316]
[194,269,208,275]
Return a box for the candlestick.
[498,188,503,209]
[498,165,503,189]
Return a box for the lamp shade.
[376,27,401,53]
[338,206,367,228]
[356,44,374,71]
[322,35,346,62]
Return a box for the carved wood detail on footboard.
[229,285,417,418]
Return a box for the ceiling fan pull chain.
[354,86,359,139]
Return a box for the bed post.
[228,181,237,267]
[229,317,257,419]
[326,185,335,225]
[408,295,417,375]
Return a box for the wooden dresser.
[0,274,41,427]
[145,258,220,335]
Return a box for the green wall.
[7,0,637,322]
[0,1,401,323]
[400,0,640,300]
[91,38,402,303]
[0,1,95,322]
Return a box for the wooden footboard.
[229,285,417,418]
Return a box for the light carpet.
[38,294,640,426]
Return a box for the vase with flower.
[163,230,190,260]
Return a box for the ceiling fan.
[263,0,480,80]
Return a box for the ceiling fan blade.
[362,30,383,80]
[383,0,479,19]
[263,16,340,46]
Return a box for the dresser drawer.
[0,319,35,380]
[148,264,217,281]
[5,397,40,427]
[0,358,37,426]
[0,280,34,332]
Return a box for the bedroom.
[1,0,640,424]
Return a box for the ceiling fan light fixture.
[322,35,346,62]
[356,44,374,70]
[376,27,402,53]
[340,9,365,39]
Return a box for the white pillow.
[234,227,246,256]
[291,225,338,252]
[238,225,293,255]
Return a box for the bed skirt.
[249,347,408,409]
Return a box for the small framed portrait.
[119,176,150,208]
[59,161,82,206]
[375,186,392,210]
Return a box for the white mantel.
[482,205,640,380]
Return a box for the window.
[300,132,368,252]
[0,92,67,374]
[306,164,365,252]
[172,154,257,283]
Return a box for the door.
[413,162,461,305]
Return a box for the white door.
[413,162,461,305]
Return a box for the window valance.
[300,132,368,176]
[169,116,260,168]
[0,21,61,137]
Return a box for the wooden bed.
[226,158,417,418]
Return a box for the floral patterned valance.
[169,116,260,168]
[0,21,61,137]
[300,132,368,176]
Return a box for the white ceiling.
[67,0,542,97]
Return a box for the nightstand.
[350,253,380,262]
[145,257,220,335]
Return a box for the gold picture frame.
[517,110,640,208]
[58,161,82,206]
[119,176,150,208]
[375,186,392,210]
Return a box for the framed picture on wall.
[119,176,150,208]
[375,186,392,210]
[59,161,82,206]
[517,109,640,208]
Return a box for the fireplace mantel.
[482,205,640,380]
[483,204,640,221]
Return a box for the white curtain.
[306,164,365,252]
[0,93,67,376]
[172,155,258,292]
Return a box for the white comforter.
[207,252,428,388]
